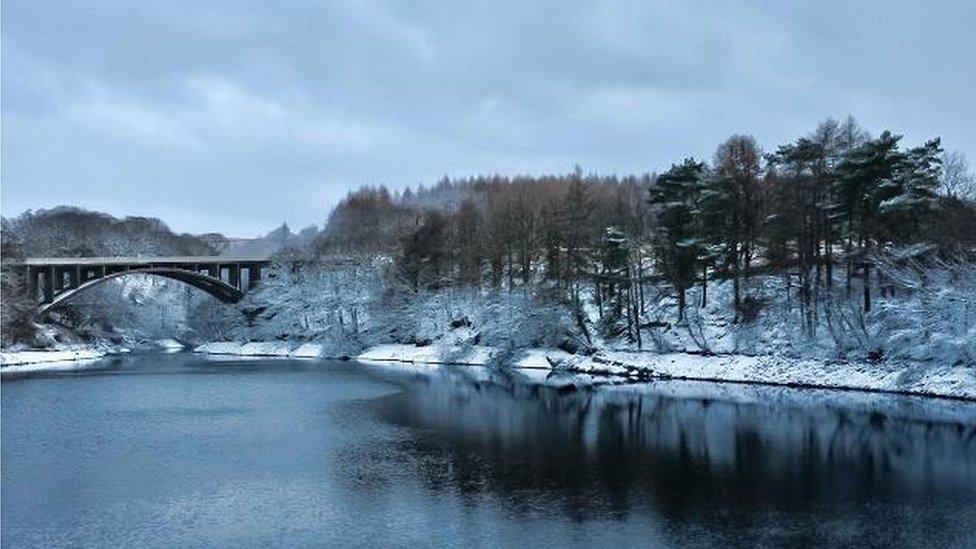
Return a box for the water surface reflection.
[359,365,976,547]
[1,356,973,548]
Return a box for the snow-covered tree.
[648,159,708,322]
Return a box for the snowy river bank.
[3,340,973,401]
[193,340,976,400]
[355,343,976,400]
[0,347,114,373]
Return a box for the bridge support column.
[228,264,241,290]
[26,267,36,301]
[42,267,54,304]
[53,267,65,294]
[27,267,39,301]
[248,263,262,288]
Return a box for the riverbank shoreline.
[0,338,181,372]
[188,340,976,401]
[4,340,973,401]
[0,347,120,374]
[356,344,976,401]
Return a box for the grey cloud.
[2,0,974,235]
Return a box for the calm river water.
[2,353,975,548]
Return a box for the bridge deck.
[20,255,270,266]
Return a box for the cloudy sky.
[2,0,974,236]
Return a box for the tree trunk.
[863,261,871,313]
[732,267,741,320]
[637,253,646,315]
[595,275,603,319]
[700,264,708,307]
[677,288,686,322]
[825,241,833,289]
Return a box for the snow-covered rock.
[512,349,577,369]
[290,343,325,358]
[193,341,244,355]
[154,339,185,351]
[237,342,293,356]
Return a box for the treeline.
[1,206,220,258]
[316,117,976,341]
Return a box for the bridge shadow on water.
[343,366,976,548]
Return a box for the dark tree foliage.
[0,227,37,345]
[596,226,630,337]
[648,159,709,322]
[315,186,416,254]
[711,135,762,316]
[399,211,450,291]
[316,116,974,337]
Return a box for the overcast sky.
[2,1,974,236]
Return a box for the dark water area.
[2,354,975,548]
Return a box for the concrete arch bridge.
[17,256,272,315]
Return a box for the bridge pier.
[54,267,66,295]
[247,263,262,288]
[43,267,54,304]
[26,267,37,301]
[228,264,241,290]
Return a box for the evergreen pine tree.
[648,159,708,322]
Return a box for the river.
[2,353,975,548]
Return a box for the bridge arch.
[38,267,245,315]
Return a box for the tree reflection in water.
[354,365,976,547]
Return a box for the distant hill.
[213,224,319,259]
[1,207,322,261]
[2,206,219,258]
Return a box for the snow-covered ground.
[7,334,971,400]
[584,350,976,400]
[352,342,976,400]
[358,343,494,365]
[0,344,130,374]
[186,338,976,400]
[0,347,108,366]
[193,341,328,359]
[1,339,180,372]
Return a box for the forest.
[288,117,975,361]
[3,117,976,366]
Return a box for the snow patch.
[192,341,296,356]
[513,348,575,369]
[354,343,976,400]
[584,351,976,400]
[1,348,106,367]
[154,339,185,351]
[357,343,494,365]
[193,341,244,355]
[290,343,325,358]
[238,342,293,357]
